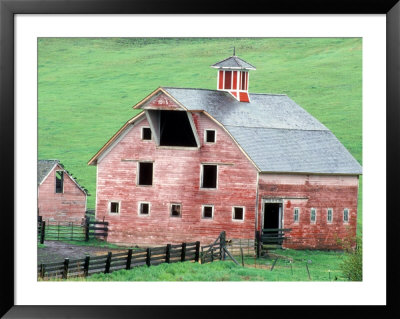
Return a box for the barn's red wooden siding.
[95,112,259,246]
[257,174,359,249]
[38,164,87,222]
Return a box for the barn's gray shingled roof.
[211,56,256,70]
[37,160,59,185]
[162,87,362,175]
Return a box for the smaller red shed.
[37,160,87,222]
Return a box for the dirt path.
[38,241,126,264]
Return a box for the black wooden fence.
[38,241,200,279]
[255,228,292,257]
[37,216,108,244]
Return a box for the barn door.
[263,203,282,244]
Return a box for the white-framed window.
[138,202,150,216]
[141,127,152,140]
[137,162,153,186]
[55,170,64,193]
[109,201,120,214]
[170,203,182,218]
[343,208,349,223]
[201,164,218,189]
[293,207,299,223]
[202,205,214,219]
[310,208,317,223]
[327,208,333,223]
[232,206,245,221]
[204,129,216,144]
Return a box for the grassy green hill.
[38,37,362,232]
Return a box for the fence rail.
[37,216,108,243]
[38,241,201,279]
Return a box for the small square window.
[233,207,244,220]
[294,208,299,223]
[202,205,214,219]
[205,130,216,143]
[142,127,152,140]
[110,202,120,214]
[343,208,349,223]
[327,208,333,223]
[171,204,181,218]
[139,202,150,215]
[310,208,316,223]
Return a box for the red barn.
[38,160,87,222]
[88,55,362,249]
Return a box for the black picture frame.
[1,0,398,317]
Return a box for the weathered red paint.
[257,174,359,249]
[144,93,182,111]
[38,164,87,222]
[95,110,258,246]
[94,92,360,249]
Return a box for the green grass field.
[38,38,362,234]
[60,249,347,282]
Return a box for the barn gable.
[38,159,88,195]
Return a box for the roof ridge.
[224,124,330,132]
[162,87,287,96]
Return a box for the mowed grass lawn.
[38,38,362,234]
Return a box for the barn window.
[170,203,181,218]
[327,208,333,223]
[232,207,244,221]
[138,162,153,186]
[109,201,120,214]
[142,127,152,140]
[55,171,64,193]
[310,208,317,223]
[201,164,217,189]
[205,130,216,143]
[139,202,150,215]
[343,208,349,223]
[293,208,299,223]
[202,205,214,219]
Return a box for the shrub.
[340,236,362,281]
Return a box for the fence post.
[240,247,244,267]
[146,248,151,267]
[71,222,74,240]
[40,264,45,278]
[166,244,171,264]
[181,243,186,262]
[211,247,214,262]
[126,249,133,270]
[83,256,90,277]
[85,216,90,242]
[40,221,46,244]
[201,246,204,263]
[194,241,200,263]
[220,231,226,260]
[62,258,69,280]
[105,252,112,274]
[58,222,60,241]
[256,230,261,258]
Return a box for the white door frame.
[261,198,283,230]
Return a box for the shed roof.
[162,87,362,175]
[37,160,59,185]
[211,56,256,70]
[38,160,88,193]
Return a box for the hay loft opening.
[146,110,198,147]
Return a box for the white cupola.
[211,50,256,102]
